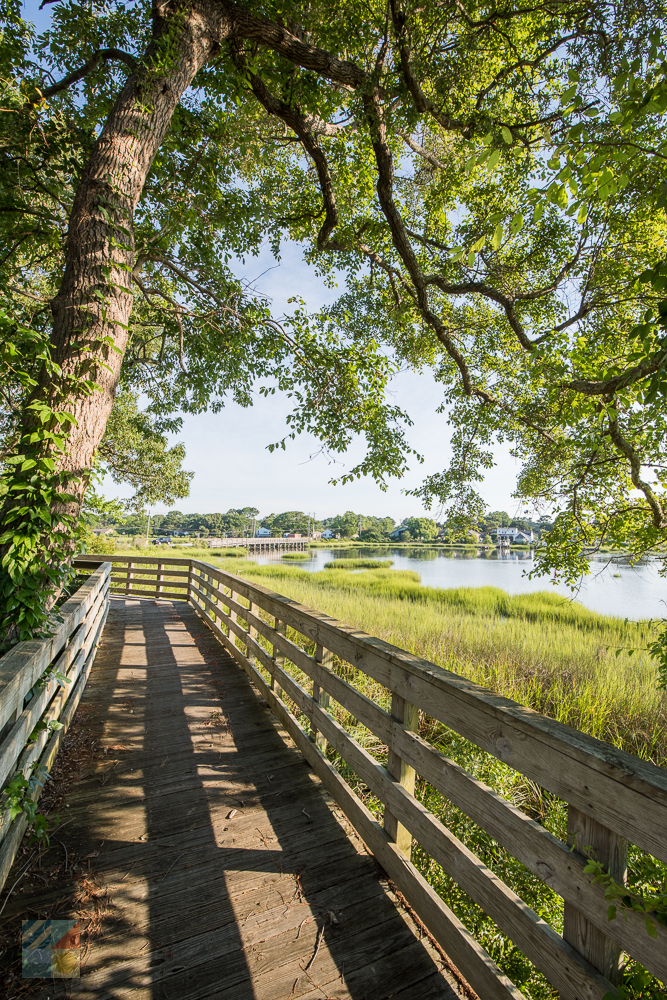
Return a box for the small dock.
[16,598,460,999]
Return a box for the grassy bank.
[237,562,665,763]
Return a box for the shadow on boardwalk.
[4,598,461,1000]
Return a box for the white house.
[255,527,271,537]
[321,529,336,539]
[495,527,534,543]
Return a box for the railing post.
[157,562,164,598]
[247,601,258,664]
[126,561,134,596]
[312,643,333,752]
[272,619,286,696]
[563,807,627,983]
[228,586,237,648]
[209,571,220,621]
[384,694,419,859]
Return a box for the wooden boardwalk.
[21,598,462,999]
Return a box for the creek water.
[250,545,667,620]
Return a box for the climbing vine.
[0,306,107,644]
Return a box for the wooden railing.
[77,555,667,999]
[0,562,111,890]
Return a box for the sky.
[21,0,523,524]
[102,241,523,522]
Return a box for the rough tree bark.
[43,2,234,504]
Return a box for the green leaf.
[492,223,503,249]
[487,149,501,170]
[510,212,524,234]
[501,127,512,145]
[467,249,475,267]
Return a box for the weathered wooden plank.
[0,581,108,792]
[312,644,332,752]
[111,568,191,580]
[0,563,110,732]
[109,587,189,600]
[564,809,628,984]
[0,596,108,890]
[384,694,419,859]
[77,555,193,567]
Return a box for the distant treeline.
[99,506,552,540]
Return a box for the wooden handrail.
[77,555,667,996]
[0,562,111,890]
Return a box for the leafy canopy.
[2,0,667,614]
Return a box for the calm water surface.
[251,546,667,621]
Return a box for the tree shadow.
[18,597,454,999]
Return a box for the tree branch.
[239,57,340,249]
[25,49,137,105]
[607,409,665,529]
[564,350,667,396]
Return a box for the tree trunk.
[45,2,232,505]
[0,2,238,639]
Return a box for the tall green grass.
[237,562,665,761]
[324,558,393,569]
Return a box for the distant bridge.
[207,536,311,551]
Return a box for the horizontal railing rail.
[75,554,191,601]
[0,562,111,890]
[79,555,667,999]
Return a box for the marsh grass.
[237,562,666,761]
[281,552,312,561]
[324,558,393,569]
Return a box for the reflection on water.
[252,545,667,621]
